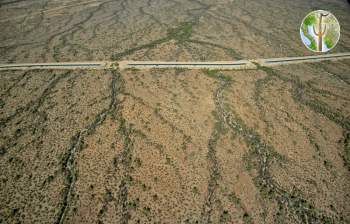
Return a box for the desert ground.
[1,0,350,223]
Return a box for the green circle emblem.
[300,10,340,53]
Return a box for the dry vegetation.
[1,0,350,223]
[1,0,350,62]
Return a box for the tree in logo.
[313,12,328,52]
[300,10,340,53]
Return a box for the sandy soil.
[0,0,350,223]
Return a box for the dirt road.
[0,53,349,71]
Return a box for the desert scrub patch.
[128,198,140,210]
[257,65,350,130]
[220,210,231,223]
[254,75,274,100]
[133,128,147,139]
[211,110,228,135]
[134,157,142,168]
[167,21,194,43]
[125,67,141,72]
[111,36,170,60]
[192,186,199,195]
[242,148,258,171]
[343,132,350,171]
[203,69,233,83]
[187,39,243,60]
[243,212,253,224]
[174,67,189,74]
[111,22,197,60]
[246,66,344,222]
[181,135,192,150]
[205,71,328,221]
